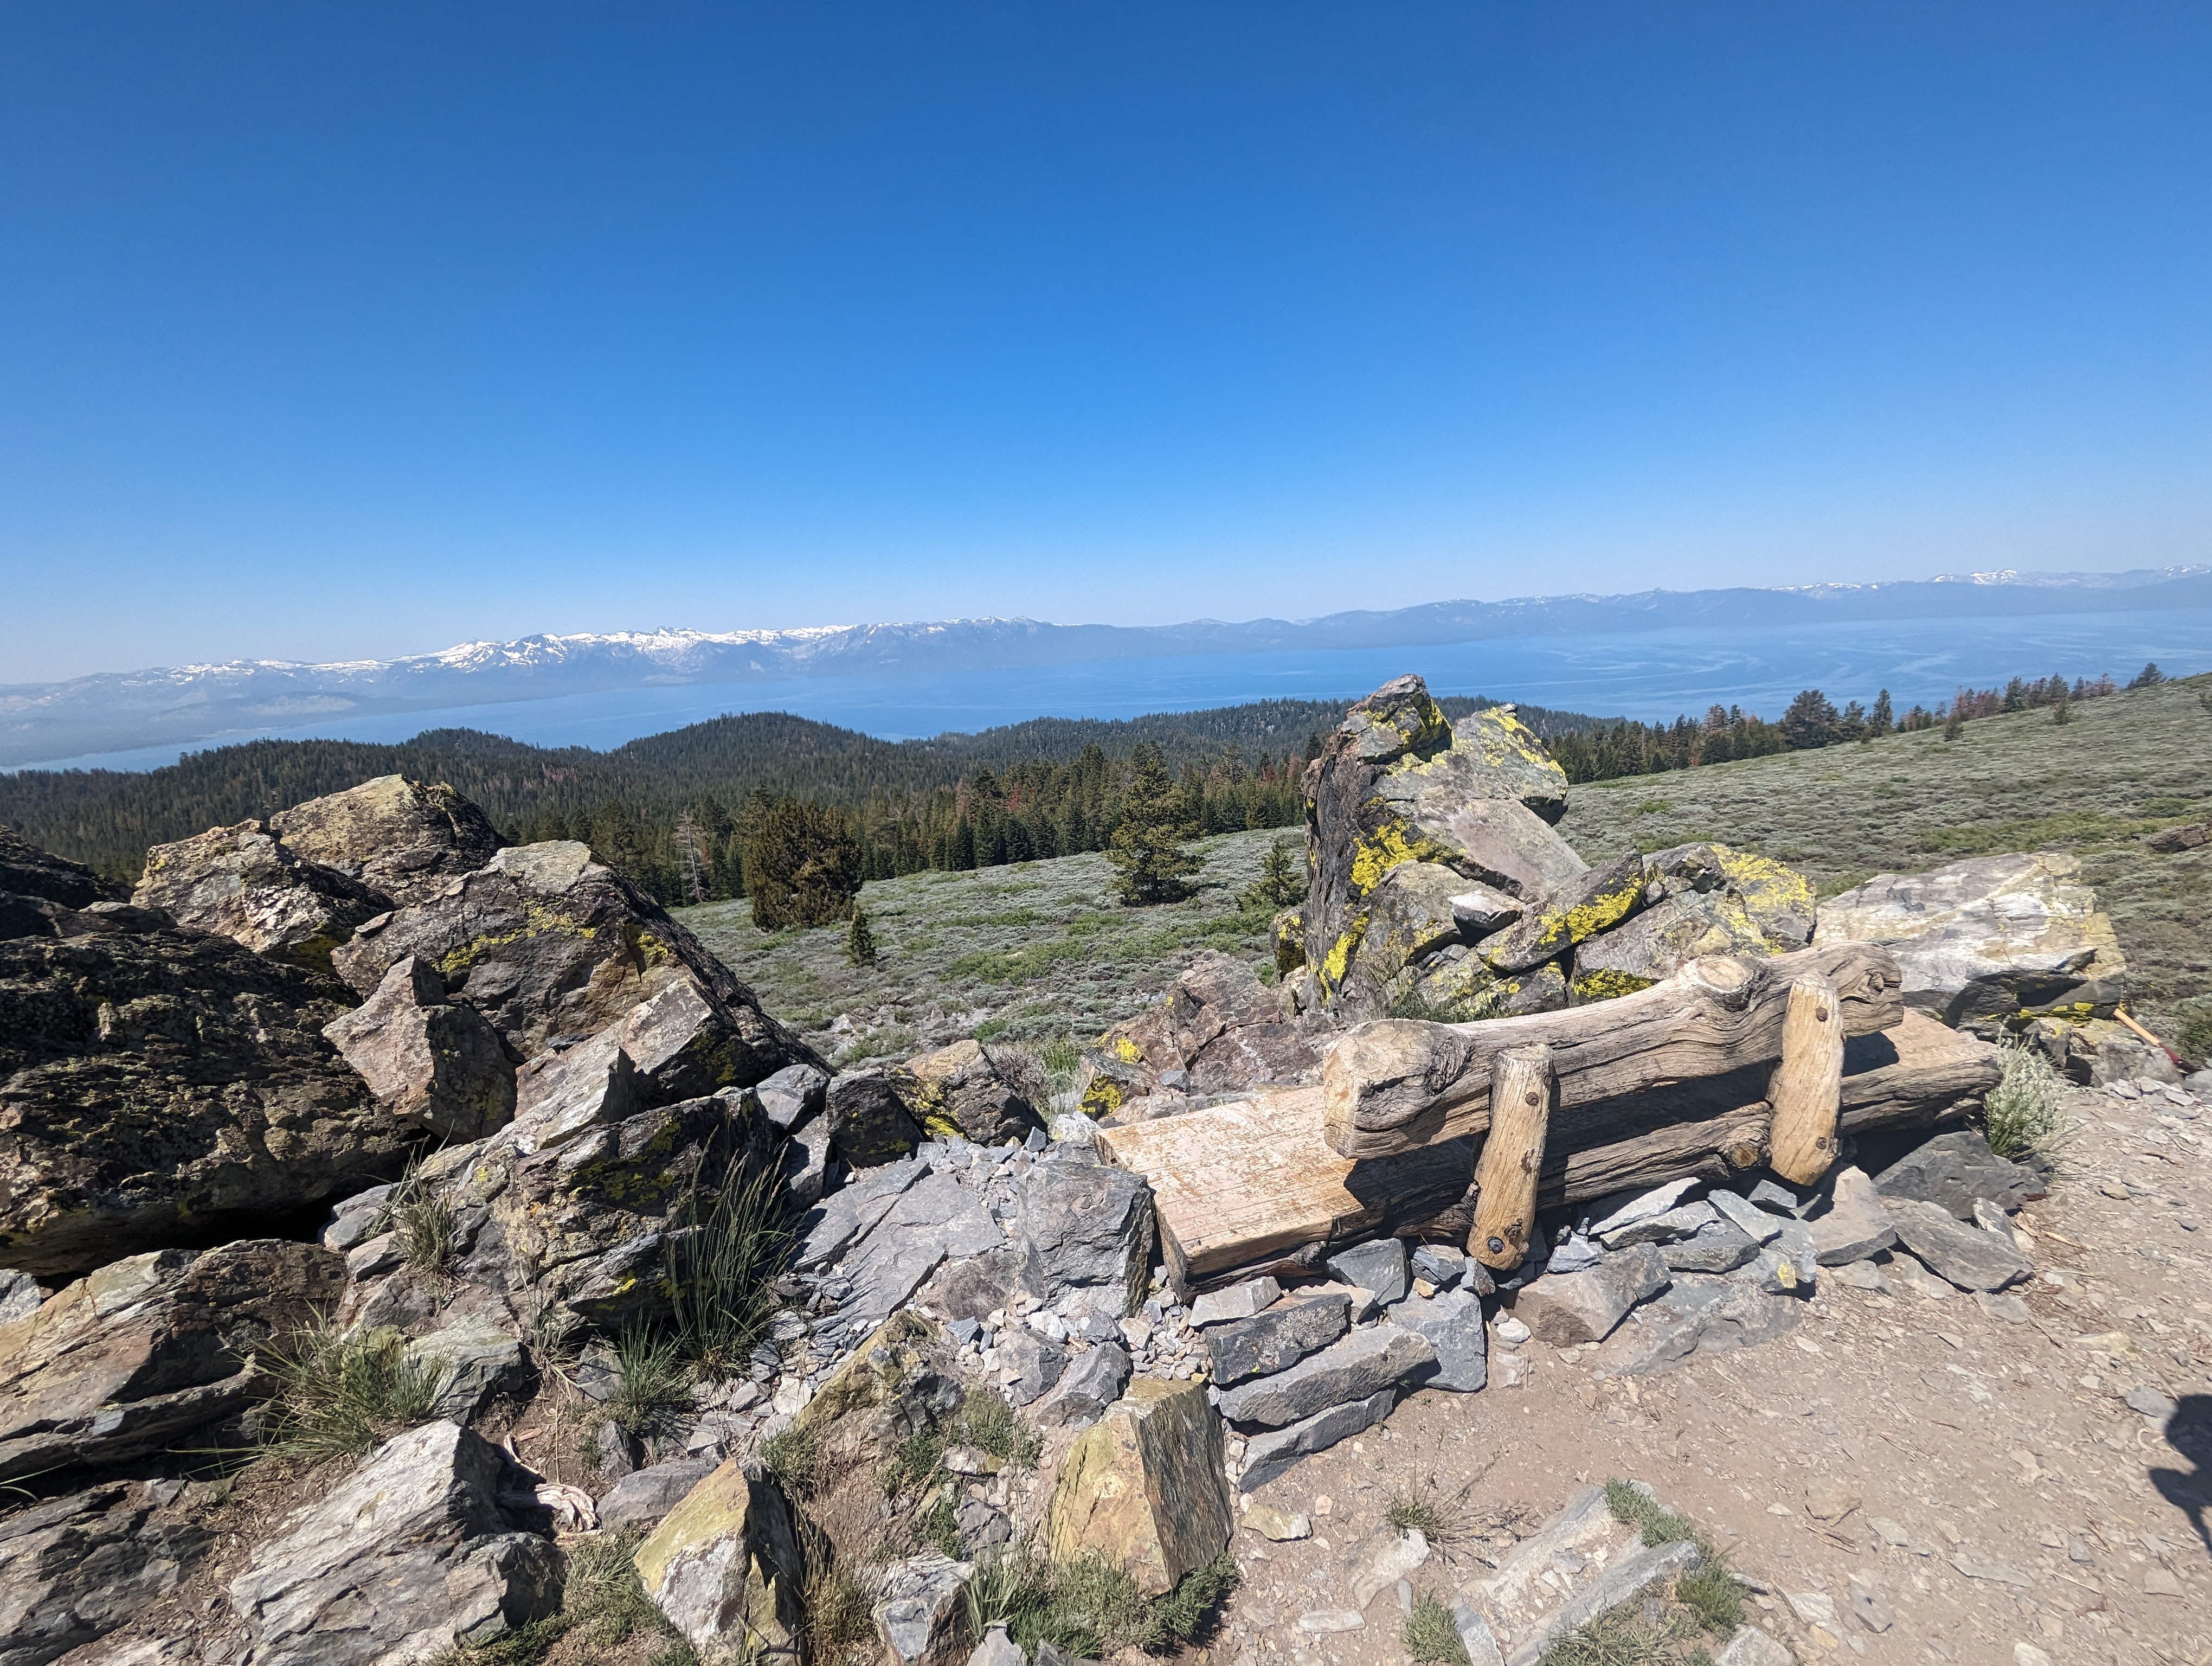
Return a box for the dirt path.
[1218,1086,2212,1666]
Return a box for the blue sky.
[3,3,2207,683]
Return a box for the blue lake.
[34,607,2212,772]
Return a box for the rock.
[1887,1198,2032,1291]
[1244,1504,1312,1540]
[1324,1238,1409,1304]
[1970,1197,2014,1236]
[1089,952,1327,1099]
[795,1157,931,1272]
[1742,1178,1802,1215]
[1547,1235,1602,1273]
[1602,1274,1803,1375]
[966,1625,1027,1666]
[827,1071,924,1168]
[132,821,391,973]
[619,978,782,1108]
[1335,862,1469,1011]
[1659,1219,1760,1273]
[781,1116,833,1209]
[2124,1386,2177,1419]
[405,1316,524,1421]
[1014,1155,1154,1313]
[1449,885,1523,933]
[902,1040,1045,1146]
[1570,845,1816,1000]
[1512,1244,1669,1345]
[755,1062,829,1131]
[633,1456,804,1657]
[597,1458,720,1528]
[1493,1314,1531,1346]
[996,1329,1068,1407]
[1409,1244,1467,1290]
[956,1498,1013,1559]
[1808,1167,1898,1266]
[0,1270,42,1324]
[1714,1627,1796,1666]
[268,774,504,906]
[1348,1524,1430,1609]
[1190,1276,1282,1328]
[1504,1539,1702,1666]
[1846,1575,1894,1632]
[1815,853,2126,1029]
[507,1028,641,1154]
[0,827,126,910]
[229,1421,562,1663]
[833,1169,1001,1331]
[1831,1260,1891,1292]
[1706,1189,1784,1245]
[876,1551,974,1666]
[1033,1343,1133,1430]
[1783,1590,1837,1626]
[1297,1610,1367,1634]
[921,1247,1024,1323]
[1580,1178,1702,1238]
[1477,851,1647,975]
[1452,1605,1508,1666]
[1048,1376,1234,1596]
[0,928,413,1277]
[323,955,516,1140]
[1217,1324,1436,1430]
[332,841,815,1077]
[0,1239,342,1482]
[1602,1201,1719,1248]
[1206,1294,1353,1387]
[1392,1288,1488,1391]
[1873,1131,2043,1220]
[0,1480,207,1666]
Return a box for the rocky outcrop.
[1081,952,1333,1117]
[0,930,414,1277]
[0,826,125,912]
[267,774,503,906]
[632,1455,804,1659]
[321,957,516,1141]
[1815,853,2126,1030]
[902,1039,1044,1145]
[1047,1376,1233,1597]
[227,1420,563,1665]
[132,823,391,974]
[0,1479,207,1666]
[1570,843,1815,999]
[0,1239,342,1482]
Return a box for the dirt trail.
[1218,1087,2212,1666]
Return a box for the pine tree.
[2130,662,2165,689]
[1242,835,1304,909]
[1943,704,1964,742]
[1108,742,1201,905]
[745,797,863,931]
[845,902,878,966]
[1869,690,1893,738]
[2052,687,2071,725]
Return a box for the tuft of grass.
[666,1162,793,1380]
[800,1523,877,1666]
[763,1422,828,1500]
[259,1321,446,1463]
[1536,1601,1702,1666]
[961,1544,1236,1657]
[1982,1040,2070,1161]
[1603,1479,1700,1547]
[1673,1558,1745,1636]
[1387,1490,1468,1544]
[378,1171,458,1276]
[433,1528,676,1665]
[1590,1479,1746,1651]
[1135,1550,1239,1651]
[1405,1591,1471,1666]
[883,1387,1044,1498]
[608,1322,694,1440]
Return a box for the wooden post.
[1468,1045,1554,1271]
[1767,973,1844,1186]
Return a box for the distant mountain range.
[5,566,2207,768]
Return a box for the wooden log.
[1102,1008,1992,1295]
[1468,1046,1554,1269]
[1767,973,1845,1186]
[1322,941,1901,1161]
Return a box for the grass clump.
[1536,1601,1705,1666]
[799,1522,877,1666]
[609,1322,695,1440]
[377,1169,458,1276]
[260,1321,446,1463]
[1566,1479,1745,1661]
[1982,1040,2070,1161]
[884,1387,1046,1496]
[1673,1558,1746,1636]
[433,1528,679,1664]
[764,1422,829,1500]
[1603,1479,1700,1547]
[1405,1591,1471,1666]
[667,1164,794,1380]
[964,1544,1238,1656]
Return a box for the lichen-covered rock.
[632,1456,803,1658]
[1570,844,1816,1000]
[827,1071,924,1167]
[1046,1376,1233,1597]
[267,774,503,906]
[1814,853,2126,1029]
[322,956,516,1141]
[0,1480,208,1666]
[331,841,816,1078]
[1334,861,1467,1014]
[1014,1153,1155,1313]
[1087,951,1330,1100]
[228,1420,562,1665]
[133,822,391,973]
[902,1040,1043,1146]
[0,930,414,1277]
[0,826,125,910]
[0,1239,343,1483]
[1478,851,1646,974]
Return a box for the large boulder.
[0,1481,207,1666]
[1046,1377,1234,1597]
[227,1420,563,1665]
[1815,853,2126,1030]
[267,774,503,906]
[901,1039,1044,1145]
[1086,952,1330,1102]
[0,826,125,909]
[1476,851,1647,975]
[0,931,414,1277]
[632,1456,804,1659]
[1570,843,1815,1000]
[331,841,815,1077]
[1014,1153,1155,1314]
[0,1239,342,1484]
[321,957,516,1142]
[132,822,391,974]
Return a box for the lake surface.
[32,607,2212,772]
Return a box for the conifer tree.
[845,902,878,966]
[1108,742,1200,905]
[2052,687,2070,725]
[1869,690,1893,738]
[1242,835,1304,909]
[2130,662,2165,689]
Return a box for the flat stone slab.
[1808,1166,1898,1266]
[599,1458,719,1528]
[1874,1131,2042,1221]
[1888,1197,2031,1291]
[1513,1244,1669,1345]
[1190,1277,1282,1328]
[1238,1388,1397,1492]
[1658,1219,1759,1273]
[1205,1294,1352,1386]
[1324,1238,1409,1305]
[1504,1538,1701,1666]
[1393,1288,1488,1392]
[1217,1324,1435,1430]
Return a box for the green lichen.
[1319,913,1369,995]
[1571,966,1656,1002]
[1348,823,1449,894]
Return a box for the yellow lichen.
[1113,1036,1142,1063]
[921,1112,965,1140]
[1081,1078,1124,1118]
[1319,914,1368,994]
[1571,967,1656,1002]
[1348,823,1446,894]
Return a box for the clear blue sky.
[3,3,2207,683]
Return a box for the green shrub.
[1405,1591,1471,1666]
[2174,1001,2212,1069]
[432,1528,675,1664]
[260,1322,446,1463]
[962,1544,1235,1657]
[608,1323,694,1440]
[1674,1557,1745,1635]
[1983,1040,2069,1161]
[747,797,863,931]
[666,1163,792,1379]
[1603,1478,1700,1547]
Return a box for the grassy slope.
[1558,673,2212,1035]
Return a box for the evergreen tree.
[1943,703,1964,741]
[1869,690,1893,737]
[1108,742,1200,906]
[1779,689,1840,750]
[2130,662,2165,688]
[2052,687,2070,725]
[1242,835,1304,909]
[845,902,879,966]
[745,797,863,931]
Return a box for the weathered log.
[1469,1046,1553,1270]
[1322,942,1901,1160]
[1767,973,1844,1186]
[1101,1008,1990,1295]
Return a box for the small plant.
[802,1541,877,1666]
[608,1322,693,1440]
[1239,836,1303,909]
[1039,1035,1082,1078]
[1537,1600,1700,1666]
[2174,1001,2212,1069]
[433,1527,677,1664]
[260,1321,446,1463]
[763,1422,828,1499]
[1674,1556,1746,1635]
[1405,1590,1471,1666]
[1603,1478,1699,1547]
[1982,1040,2070,1161]
[846,903,879,967]
[666,1162,793,1379]
[1387,1488,1472,1545]
[377,1170,458,1276]
[947,1387,1044,1469]
[1134,1550,1239,1650]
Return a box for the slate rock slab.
[1513,1244,1669,1345]
[1048,1376,1233,1595]
[1217,1324,1436,1430]
[1658,1219,1759,1273]
[1887,1197,2032,1291]
[1392,1288,1488,1392]
[1874,1130,2042,1221]
[1808,1166,1898,1266]
[876,1551,975,1666]
[1015,1155,1154,1312]
[0,1480,208,1666]
[1205,1293,1352,1387]
[598,1458,720,1529]
[1324,1238,1409,1304]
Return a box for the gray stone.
[1744,1178,1803,1215]
[1478,851,1647,975]
[903,1040,1044,1146]
[795,1158,931,1271]
[228,1420,562,1665]
[1449,886,1523,933]
[1324,1237,1409,1304]
[266,773,503,907]
[1846,1578,1894,1633]
[2125,1386,2178,1419]
[837,1170,1002,1329]
[321,1185,396,1253]
[1603,1275,1803,1375]
[1714,1625,1797,1666]
[1206,1295,1353,1387]
[1873,1131,2042,1221]
[618,979,774,1108]
[1503,1539,1701,1666]
[1033,1343,1133,1431]
[1887,1198,2031,1291]
[1347,1522,1431,1609]
[0,1480,207,1666]
[0,1269,43,1325]
[1605,1200,1719,1249]
[874,1550,973,1666]
[921,1248,1024,1323]
[996,1330,1068,1407]
[1581,1178,1701,1238]
[597,1458,719,1528]
[1217,1324,1434,1430]
[826,1072,923,1168]
[956,1498,1013,1559]
[1513,1244,1670,1345]
[1392,1288,1488,1391]
[1831,1260,1892,1293]
[132,821,390,974]
[1659,1219,1760,1273]
[1409,1244,1467,1290]
[1808,1167,1898,1266]
[781,1115,833,1209]
[1706,1189,1784,1245]
[1452,1605,1507,1666]
[1189,1276,1282,1328]
[322,955,516,1141]
[967,1625,1027,1666]
[406,1317,524,1421]
[1972,1290,2030,1323]
[1571,858,1814,995]
[755,1062,829,1131]
[1770,1219,1819,1290]
[508,1029,640,1155]
[1014,1155,1154,1312]
[1546,1235,1603,1273]
[1237,1388,1397,1492]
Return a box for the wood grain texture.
[1469,1046,1554,1270]
[1767,973,1845,1185]
[1321,941,1901,1159]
